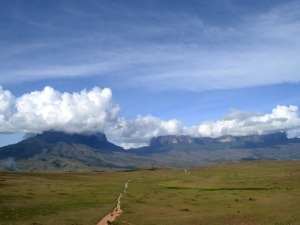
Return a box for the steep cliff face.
[35,131,111,149]
[36,131,124,151]
[218,135,237,143]
[150,135,195,147]
[234,132,288,143]
[149,132,288,147]
[0,131,299,171]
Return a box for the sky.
[1,0,300,148]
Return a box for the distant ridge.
[130,132,293,154]
[0,131,300,171]
[149,132,289,149]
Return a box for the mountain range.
[0,131,299,171]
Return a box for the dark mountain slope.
[130,132,291,154]
[35,131,123,152]
[0,131,123,160]
[0,131,299,171]
[16,143,152,171]
[150,132,289,148]
[0,137,46,160]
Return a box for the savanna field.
[0,160,299,225]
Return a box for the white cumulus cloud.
[1,86,300,148]
[108,116,184,148]
[0,86,119,134]
[0,86,15,120]
[192,105,300,138]
[0,86,185,147]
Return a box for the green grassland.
[0,160,299,225]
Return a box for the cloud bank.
[0,86,119,134]
[1,86,300,147]
[193,105,300,138]
[0,86,183,147]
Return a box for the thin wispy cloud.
[1,1,299,90]
[1,1,300,147]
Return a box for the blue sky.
[1,0,300,148]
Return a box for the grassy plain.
[0,160,299,225]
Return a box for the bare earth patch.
[97,180,131,225]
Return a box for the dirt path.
[97,180,131,225]
[98,170,188,225]
[184,169,191,176]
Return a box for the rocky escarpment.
[150,135,195,147]
[1,131,299,171]
[35,130,122,151]
[149,132,289,147]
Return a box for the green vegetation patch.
[120,160,300,225]
[166,186,274,191]
[0,160,299,225]
[0,171,139,225]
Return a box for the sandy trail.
[184,169,191,176]
[98,170,188,225]
[97,180,131,225]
